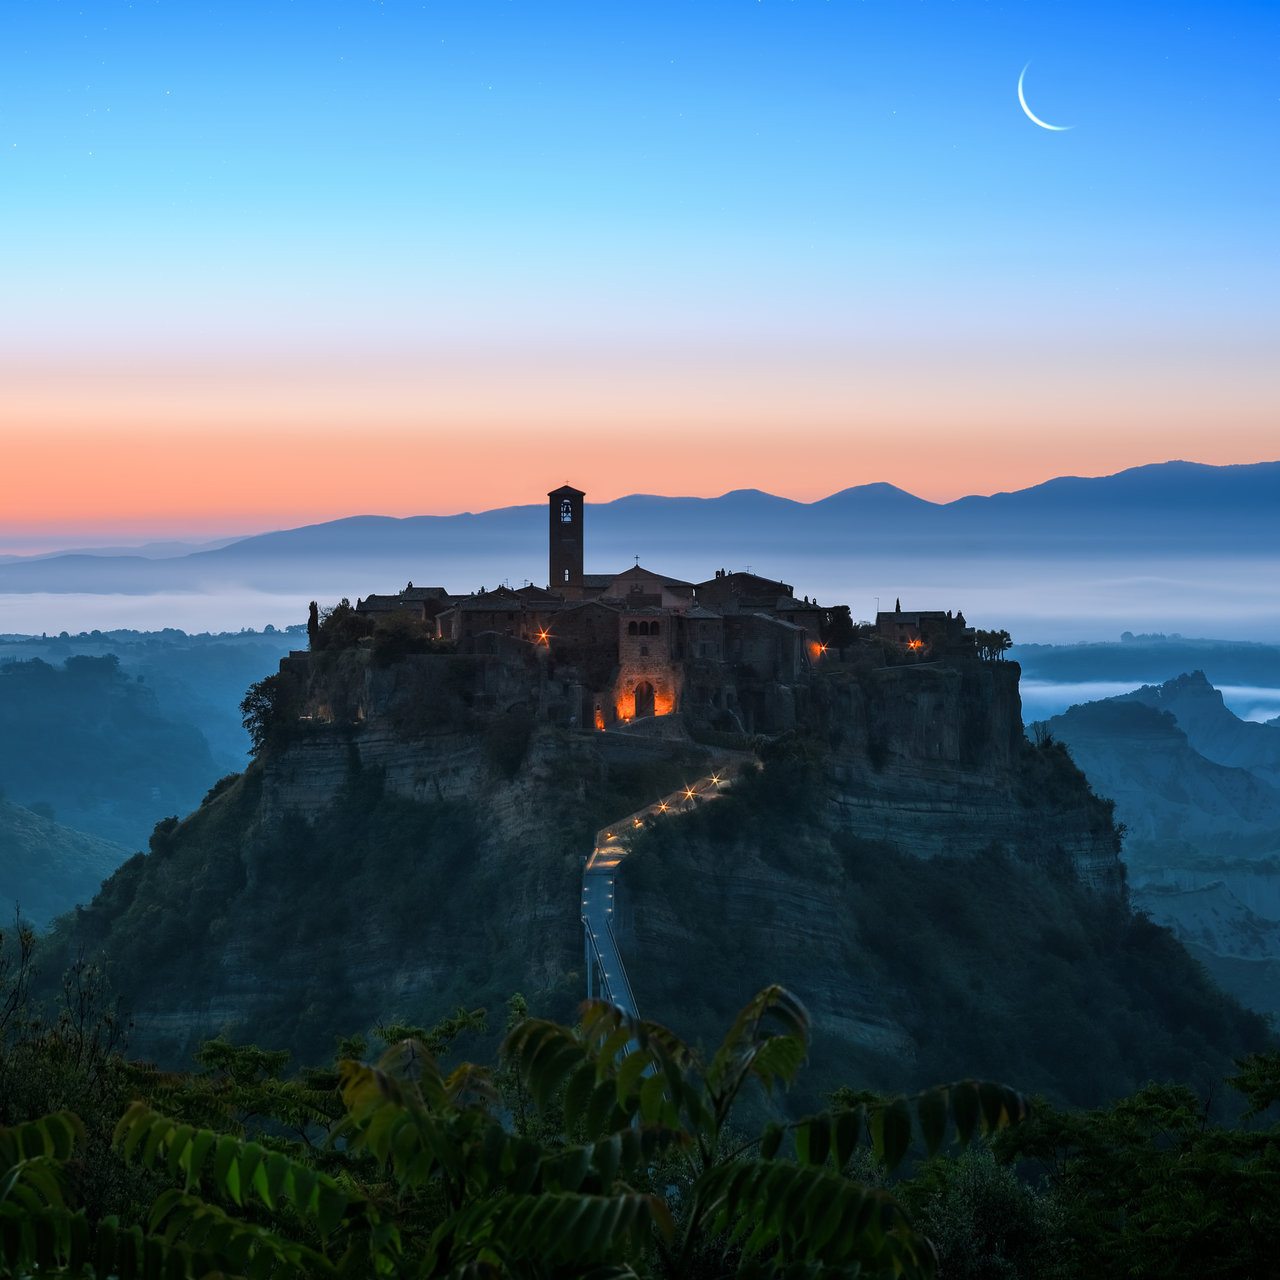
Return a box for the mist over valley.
[3,461,1278,646]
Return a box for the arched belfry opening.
[549,484,585,593]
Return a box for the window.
[650,621,660,636]
[560,499,573,523]
[628,621,639,635]
[638,621,650,636]
[564,569,569,582]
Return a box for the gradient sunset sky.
[3,0,1277,547]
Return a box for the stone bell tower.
[549,484,585,593]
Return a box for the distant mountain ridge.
[0,460,1276,597]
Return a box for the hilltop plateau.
[37,484,1272,1106]
[47,635,1265,1108]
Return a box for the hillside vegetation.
[0,627,299,771]
[0,654,224,850]
[0,797,129,928]
[7,928,1280,1280]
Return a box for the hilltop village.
[296,486,990,737]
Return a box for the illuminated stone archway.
[634,681,655,719]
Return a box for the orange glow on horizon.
[6,418,1274,540]
[3,419,1274,541]
[3,346,1277,540]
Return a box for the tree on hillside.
[240,671,302,756]
[994,1054,1280,1278]
[974,629,1013,662]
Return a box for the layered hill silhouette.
[1,460,1276,597]
[1035,673,1280,1019]
[0,653,225,850]
[1038,687,1280,854]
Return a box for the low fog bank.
[3,552,1278,646]
[1021,681,1280,725]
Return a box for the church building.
[428,485,825,733]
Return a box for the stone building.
[875,604,972,656]
[356,585,451,625]
[355,486,857,733]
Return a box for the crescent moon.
[1018,64,1074,131]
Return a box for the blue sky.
[7,0,1276,341]
[2,0,1277,535]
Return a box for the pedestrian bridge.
[580,765,741,1015]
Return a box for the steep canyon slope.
[1037,672,1280,1020]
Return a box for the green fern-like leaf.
[115,1103,353,1237]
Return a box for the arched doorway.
[634,681,655,719]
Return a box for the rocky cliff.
[814,660,1123,890]
[614,656,1162,1108]
[49,646,1267,1106]
[55,696,713,1066]
[1037,672,1280,1020]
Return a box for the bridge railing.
[601,915,640,1017]
[581,912,640,1018]
[582,914,616,1005]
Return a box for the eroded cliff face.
[68,646,1130,1078]
[809,660,1124,890]
[619,657,1135,1105]
[72,691,712,1065]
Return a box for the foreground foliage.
[6,929,1277,1280]
[2,984,1032,1279]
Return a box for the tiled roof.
[558,600,620,615]
[876,611,951,625]
[358,594,427,612]
[695,571,794,595]
[608,564,694,588]
[753,613,805,632]
[459,593,524,611]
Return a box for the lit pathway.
[581,766,739,1015]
